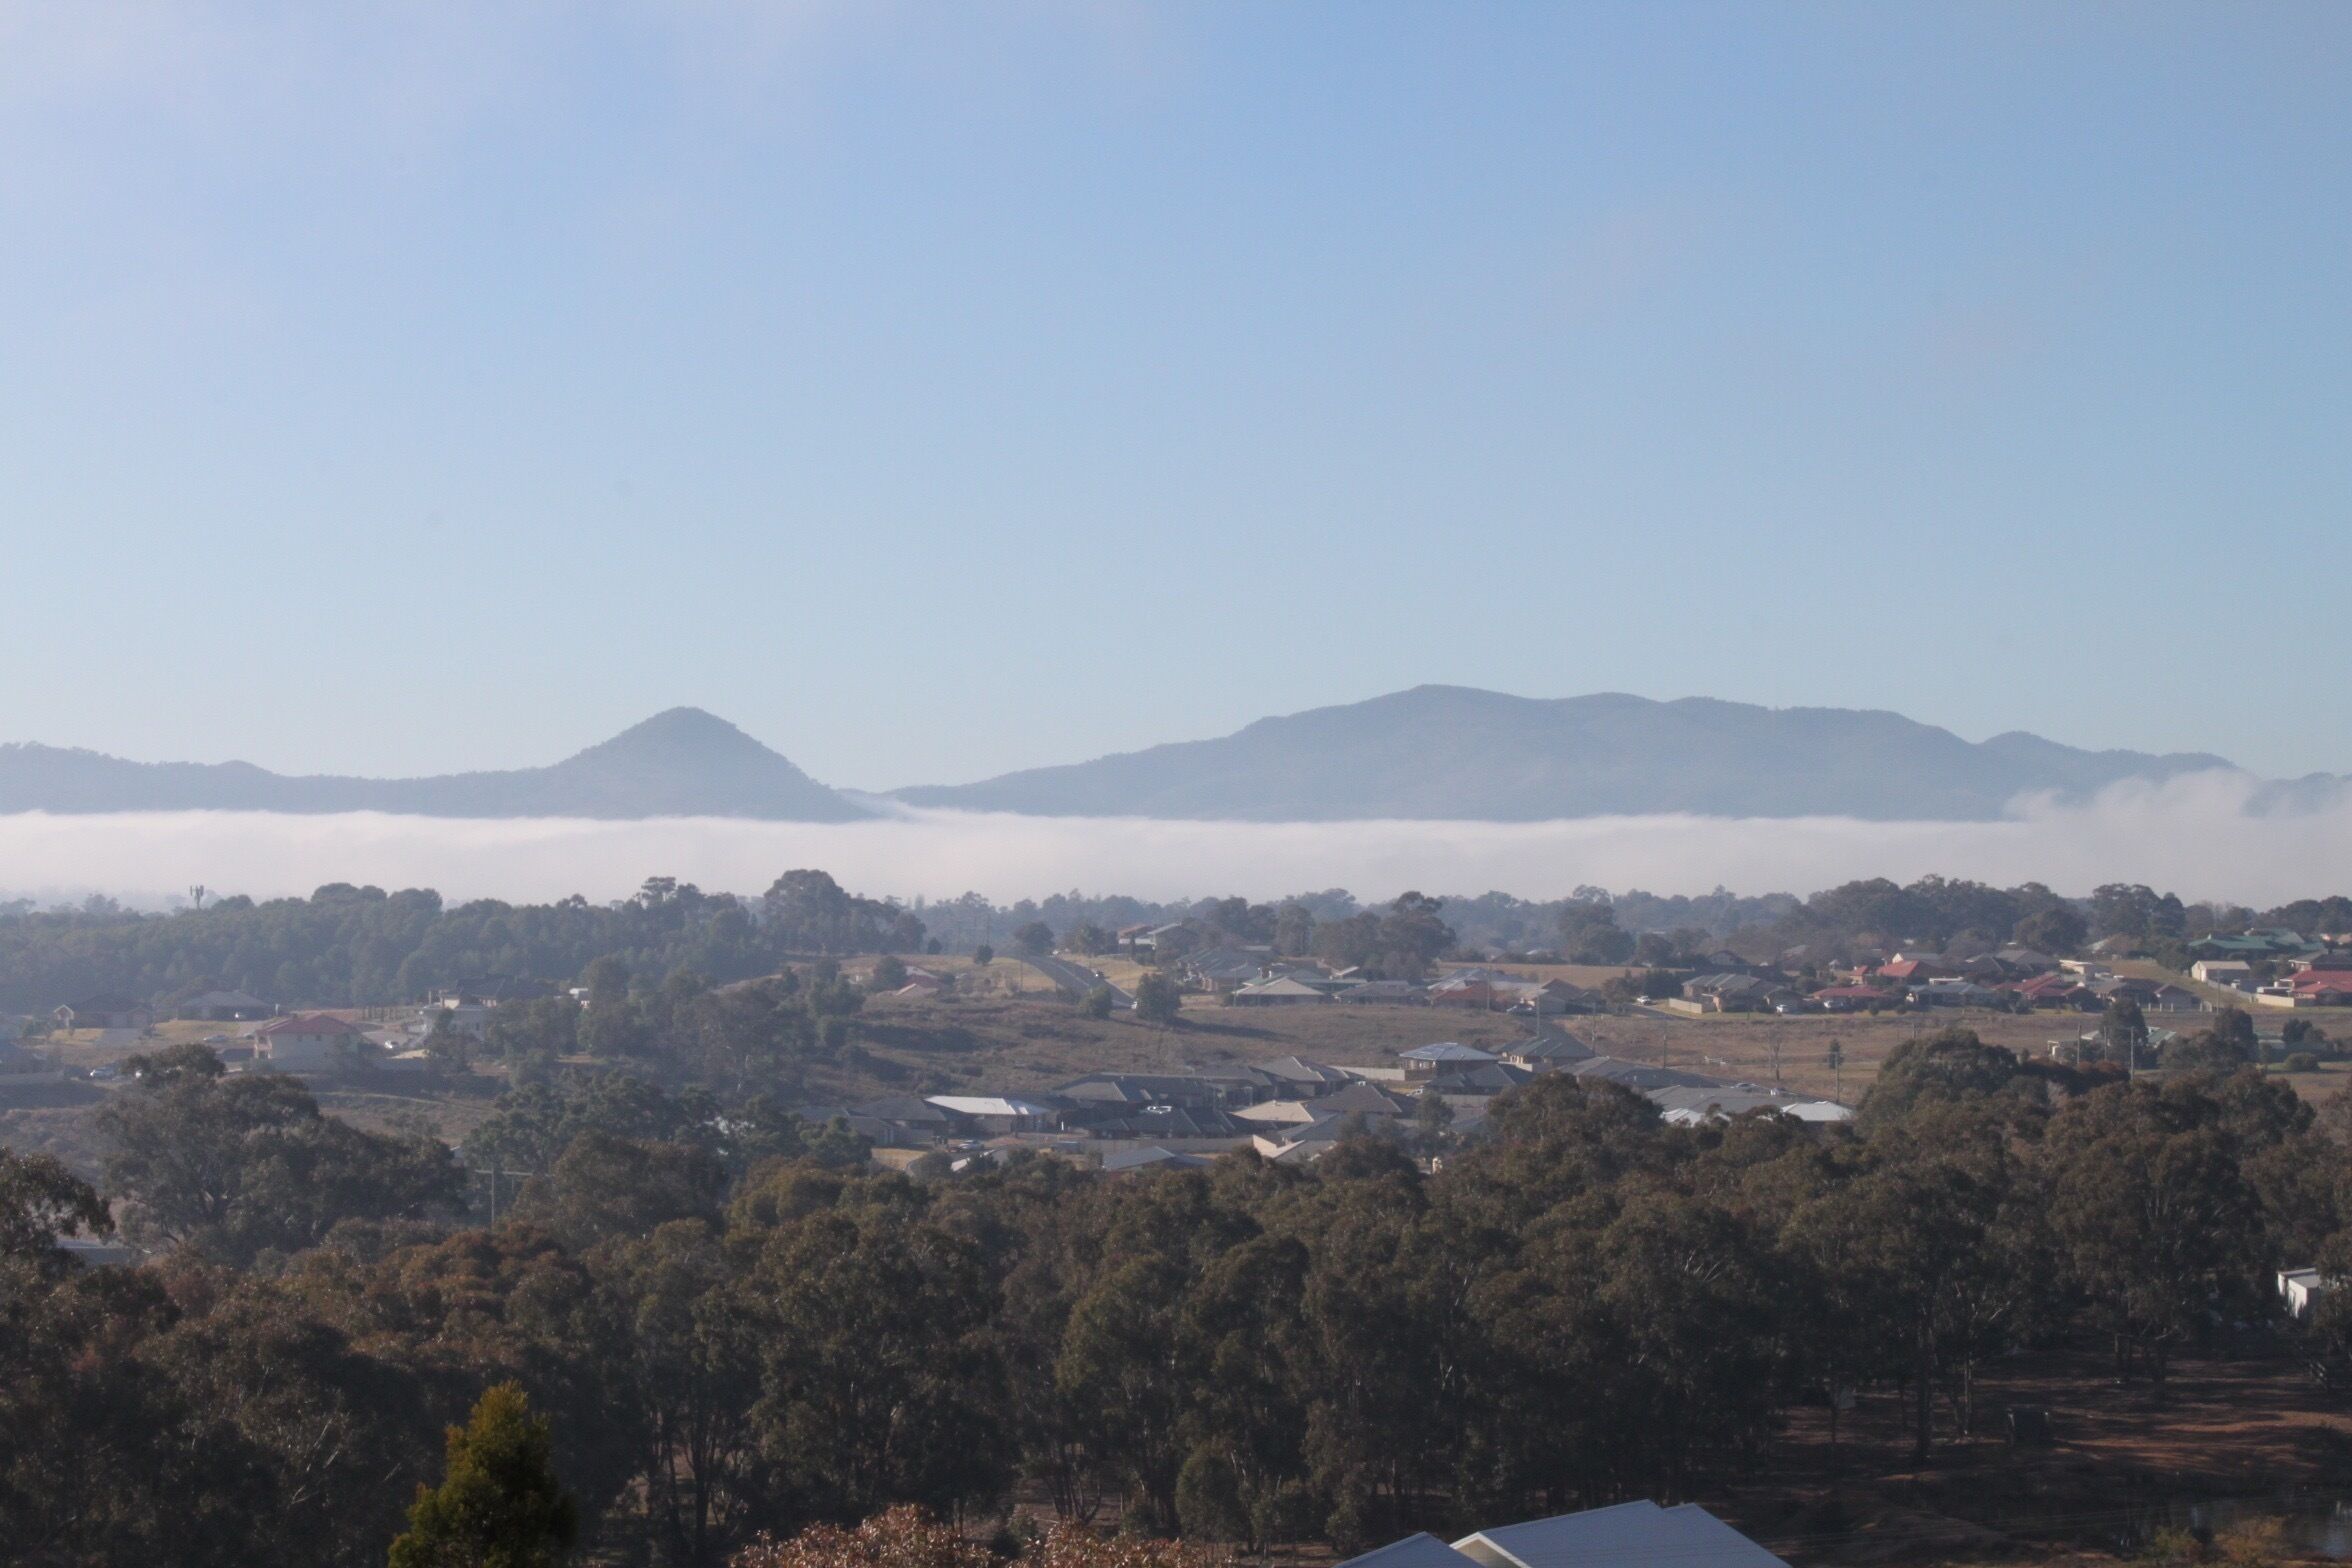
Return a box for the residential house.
[1399,1043,1500,1080]
[1228,975,1330,1006]
[1301,1082,1414,1119]
[922,1095,1064,1137]
[1565,1055,1725,1093]
[1338,1500,1788,1568]
[175,989,274,1022]
[2091,976,2204,1013]
[1101,1146,1214,1175]
[1125,921,1202,957]
[2190,960,2258,988]
[1185,947,1282,995]
[1076,1104,1250,1139]
[1234,1099,1324,1128]
[52,994,152,1031]
[1420,1062,1536,1097]
[845,1095,953,1147]
[432,977,552,1006]
[1810,984,1897,1013]
[251,1012,368,1073]
[2260,968,2352,1008]
[1679,973,1777,1013]
[2281,1268,2335,1320]
[2057,1024,2179,1065]
[1255,1055,1354,1092]
[1510,979,1604,1017]
[430,1000,495,1037]
[1917,977,2011,1010]
[1056,1071,1263,1111]
[1648,1084,1853,1126]
[1250,1112,1411,1164]
[1426,976,1518,1010]
[2008,972,2097,1011]
[1497,1032,1596,1071]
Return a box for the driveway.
[1016,953,1134,1009]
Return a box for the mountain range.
[0,688,2270,823]
[0,708,870,821]
[892,686,2242,821]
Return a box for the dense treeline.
[12,869,2347,1014]
[9,1032,2352,1567]
[0,871,924,1011]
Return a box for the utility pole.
[468,1165,522,1228]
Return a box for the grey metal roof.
[1506,1032,1596,1061]
[1303,1083,1410,1117]
[924,1095,1059,1119]
[1421,1063,1536,1095]
[1648,1085,1853,1124]
[1233,976,1329,997]
[1567,1055,1724,1091]
[1454,1501,1788,1568]
[1256,1054,1352,1086]
[1400,1042,1499,1063]
[1101,1146,1213,1174]
[1333,1535,1483,1568]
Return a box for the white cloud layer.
[2,771,2349,910]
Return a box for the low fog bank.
[2,771,2345,910]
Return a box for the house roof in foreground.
[1452,1501,1789,1568]
[1331,1535,1482,1568]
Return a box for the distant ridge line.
[0,688,2292,824]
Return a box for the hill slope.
[0,708,872,821]
[893,686,2238,822]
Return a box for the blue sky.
[2,2,2346,789]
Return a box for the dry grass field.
[838,991,1537,1101]
[1727,1337,2352,1566]
[845,953,1067,997]
[16,968,2349,1186]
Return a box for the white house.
[2281,1268,2335,1320]
[250,1012,368,1073]
[922,1095,1062,1136]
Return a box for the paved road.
[1017,953,1135,1009]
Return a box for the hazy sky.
[3,2,2347,790]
